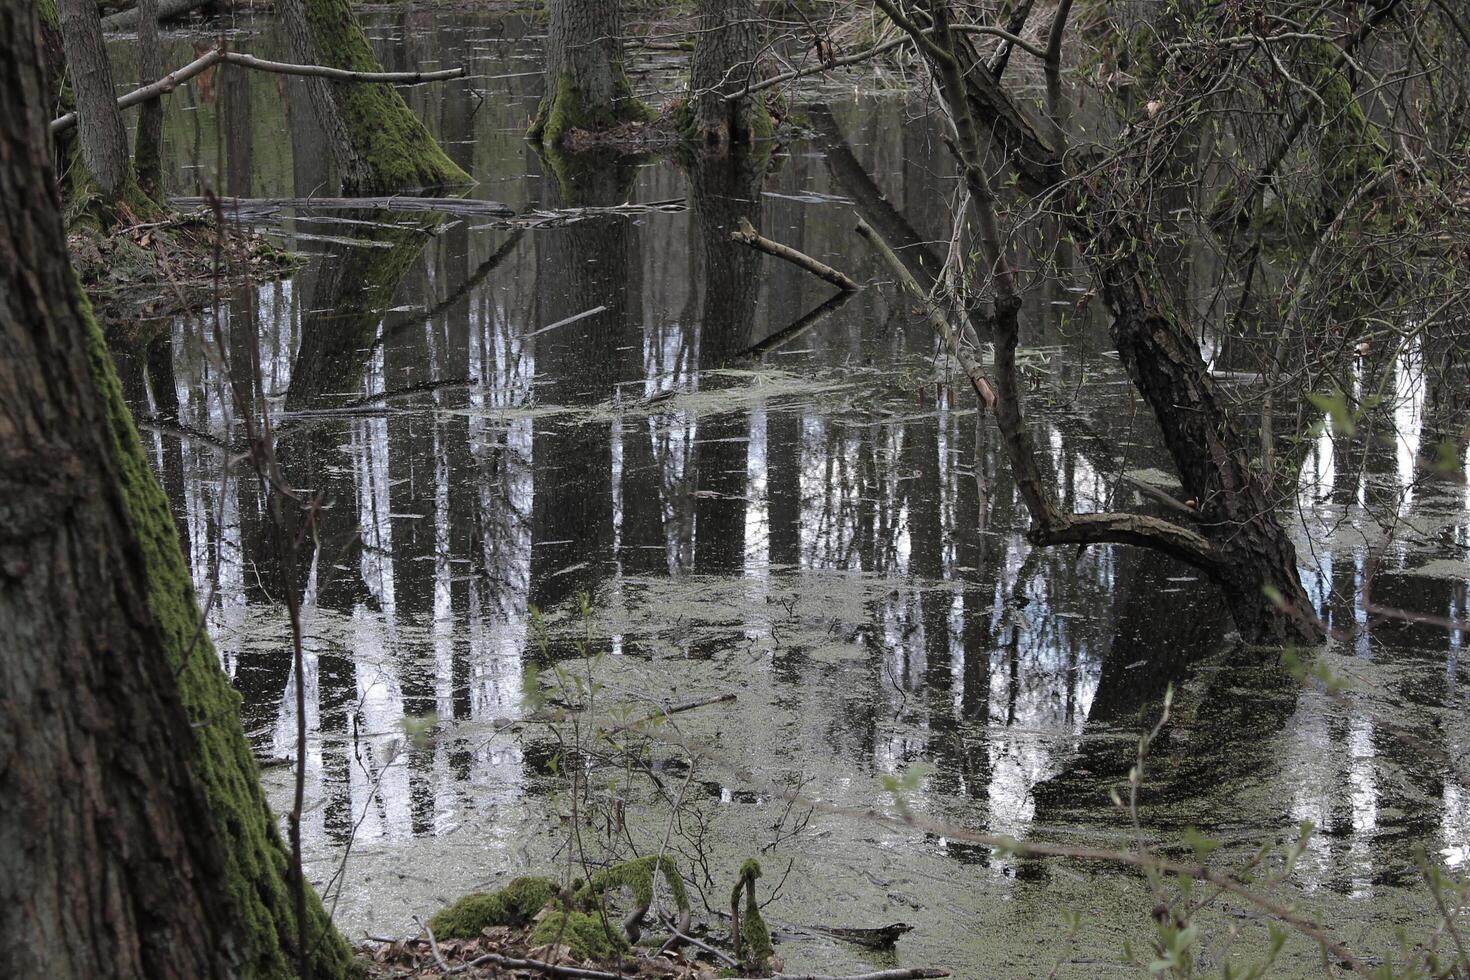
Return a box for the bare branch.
[732,218,860,291]
[51,47,464,135]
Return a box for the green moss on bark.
[79,283,352,979]
[530,70,651,146]
[732,858,771,974]
[301,0,469,192]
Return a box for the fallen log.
[101,0,209,31]
[51,47,463,135]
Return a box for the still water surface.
[110,9,1470,975]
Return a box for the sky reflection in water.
[112,10,1470,974]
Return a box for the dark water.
[109,10,1470,975]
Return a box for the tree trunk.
[133,0,164,200]
[687,0,766,150]
[57,0,132,201]
[275,0,468,193]
[0,5,239,974]
[531,0,646,144]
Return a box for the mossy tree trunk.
[687,0,767,151]
[0,5,240,974]
[530,0,647,145]
[82,213,357,980]
[276,0,469,193]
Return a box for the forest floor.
[359,928,725,979]
[69,205,295,324]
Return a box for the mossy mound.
[528,910,629,962]
[575,855,690,915]
[427,877,559,939]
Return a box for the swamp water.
[111,9,1470,976]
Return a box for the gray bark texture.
[57,0,131,197]
[547,0,621,109]
[534,0,643,142]
[0,3,241,976]
[133,0,164,198]
[689,0,763,148]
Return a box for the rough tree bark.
[133,0,164,200]
[56,0,135,205]
[530,0,647,145]
[276,0,468,192]
[0,4,239,974]
[874,0,1324,644]
[686,0,766,150]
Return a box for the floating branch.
[51,47,464,134]
[170,195,515,220]
[732,217,860,292]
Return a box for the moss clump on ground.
[80,280,352,978]
[528,910,629,961]
[428,877,560,939]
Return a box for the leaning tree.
[0,3,353,977]
[858,0,1470,644]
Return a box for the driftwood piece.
[731,217,860,292]
[797,921,913,950]
[451,951,624,978]
[51,47,464,134]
